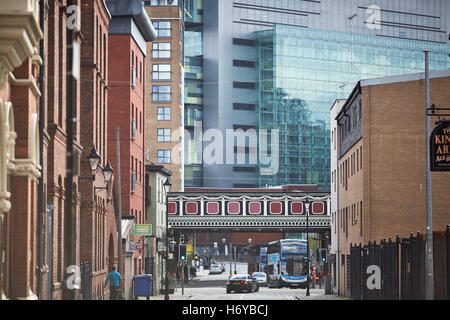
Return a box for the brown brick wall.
[145,6,184,192]
[337,75,450,296]
[362,76,450,242]
[79,0,113,300]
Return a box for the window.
[233,103,255,111]
[157,107,171,120]
[233,60,256,68]
[360,201,363,236]
[152,64,171,80]
[359,100,362,120]
[157,150,171,164]
[152,85,171,102]
[360,146,363,169]
[131,119,136,140]
[131,66,136,88]
[139,161,142,182]
[233,38,255,46]
[233,166,257,172]
[152,42,171,59]
[153,21,171,38]
[356,149,359,172]
[131,172,136,193]
[233,124,256,131]
[233,81,256,89]
[157,128,171,142]
[353,106,358,128]
[334,128,336,150]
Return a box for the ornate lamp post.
[222,238,232,277]
[79,147,114,194]
[248,238,253,274]
[163,177,172,300]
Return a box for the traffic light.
[319,248,327,262]
[179,244,187,261]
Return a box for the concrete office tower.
[143,0,185,192]
[183,0,450,190]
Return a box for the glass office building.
[184,0,204,187]
[256,25,450,190]
[180,0,450,190]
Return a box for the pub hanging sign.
[430,121,450,171]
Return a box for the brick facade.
[79,0,117,300]
[334,72,450,297]
[145,5,184,192]
[107,33,146,280]
[0,0,43,300]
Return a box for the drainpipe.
[37,0,46,300]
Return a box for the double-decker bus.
[259,244,267,272]
[266,239,309,288]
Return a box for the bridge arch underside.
[168,216,331,233]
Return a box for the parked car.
[226,274,259,293]
[251,272,268,287]
[209,264,222,274]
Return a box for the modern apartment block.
[332,70,450,297]
[182,0,450,190]
[143,0,185,192]
[107,0,157,280]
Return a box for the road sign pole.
[424,50,434,300]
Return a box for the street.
[151,263,347,301]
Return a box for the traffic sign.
[134,224,152,236]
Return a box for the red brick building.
[0,0,43,300]
[43,0,85,300]
[106,0,156,280]
[78,0,119,300]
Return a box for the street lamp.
[304,197,311,296]
[87,147,101,173]
[94,161,114,193]
[248,238,253,274]
[222,238,232,277]
[163,177,172,301]
[79,147,114,194]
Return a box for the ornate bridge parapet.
[167,192,331,232]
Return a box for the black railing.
[80,261,92,300]
[349,226,449,300]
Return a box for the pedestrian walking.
[184,264,189,281]
[190,265,196,279]
[104,266,123,300]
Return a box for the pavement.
[137,268,205,300]
[138,268,348,300]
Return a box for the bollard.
[325,275,332,295]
